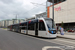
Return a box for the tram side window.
[16,25,19,29]
[39,22,46,31]
[28,24,34,30]
[20,24,27,30]
[21,27,26,30]
[21,26,27,30]
[12,26,14,29]
[13,26,16,29]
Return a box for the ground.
[0,28,75,50]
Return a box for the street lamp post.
[26,18,28,35]
[52,0,54,28]
[27,21,28,35]
[52,0,54,21]
[46,1,48,17]
[16,14,17,24]
[47,0,54,28]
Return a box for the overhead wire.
[24,2,46,14]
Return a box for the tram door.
[35,23,38,36]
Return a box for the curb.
[57,36,75,40]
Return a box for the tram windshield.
[45,19,53,30]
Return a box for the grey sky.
[0,0,51,20]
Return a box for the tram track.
[24,35,75,47]
[38,38,75,47]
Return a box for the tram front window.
[45,19,53,30]
[45,19,56,34]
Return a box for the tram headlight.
[48,30,56,34]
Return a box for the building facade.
[0,19,25,28]
[33,0,75,30]
[47,0,75,30]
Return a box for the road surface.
[0,28,75,50]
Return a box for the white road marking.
[53,38,75,45]
[42,46,64,50]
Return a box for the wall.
[49,0,75,23]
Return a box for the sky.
[0,0,50,20]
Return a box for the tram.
[8,18,57,38]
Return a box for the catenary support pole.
[52,0,54,28]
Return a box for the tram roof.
[12,23,19,26]
[20,19,38,24]
[20,21,27,24]
[8,18,53,26]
